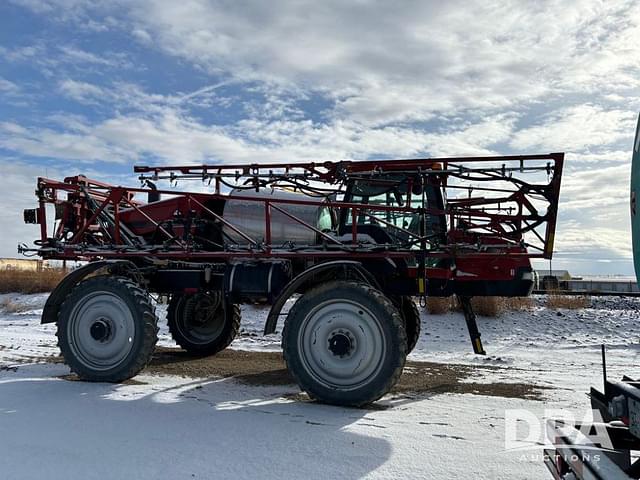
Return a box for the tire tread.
[167,295,240,356]
[400,296,421,353]
[56,275,158,382]
[282,281,407,407]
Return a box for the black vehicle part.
[56,275,158,382]
[452,267,535,297]
[282,281,407,406]
[264,260,379,335]
[545,346,640,478]
[148,268,224,293]
[399,296,421,353]
[459,296,486,355]
[225,259,292,303]
[23,208,39,224]
[167,292,240,356]
[42,260,141,324]
[544,420,634,479]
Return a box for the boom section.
[21,154,563,265]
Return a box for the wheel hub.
[177,293,226,344]
[90,318,111,342]
[328,330,355,358]
[193,309,210,325]
[66,291,136,372]
[297,298,386,390]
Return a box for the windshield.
[343,176,446,249]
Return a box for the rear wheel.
[167,292,240,356]
[57,276,158,382]
[399,296,421,353]
[282,281,407,407]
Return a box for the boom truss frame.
[22,153,563,264]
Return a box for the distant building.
[534,269,571,290]
[0,258,44,271]
[535,269,571,281]
[566,279,640,294]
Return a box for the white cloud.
[131,28,152,44]
[553,227,632,260]
[0,122,130,163]
[560,163,631,211]
[0,44,45,62]
[1,42,132,73]
[8,0,109,23]
[0,77,20,95]
[58,45,131,69]
[58,79,105,103]
[118,0,640,125]
[0,160,59,258]
[547,163,634,264]
[0,100,522,165]
[510,104,637,152]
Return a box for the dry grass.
[501,296,535,311]
[546,293,590,309]
[470,297,502,317]
[0,268,66,294]
[425,297,456,314]
[425,295,534,317]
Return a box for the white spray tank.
[222,188,334,246]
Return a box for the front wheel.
[57,276,158,382]
[282,281,407,407]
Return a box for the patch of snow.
[0,363,549,479]
[1,292,639,478]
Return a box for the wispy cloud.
[57,79,105,104]
[1,42,133,72]
[58,45,131,69]
[510,105,637,152]
[0,76,20,94]
[0,121,130,163]
[120,0,640,124]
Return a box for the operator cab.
[338,174,447,249]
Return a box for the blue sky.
[1,0,639,275]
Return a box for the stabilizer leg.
[459,296,486,355]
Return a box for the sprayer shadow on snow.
[0,363,393,479]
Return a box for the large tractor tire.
[167,292,240,356]
[57,276,158,382]
[282,281,407,407]
[399,296,421,354]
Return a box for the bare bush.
[471,297,501,317]
[425,297,455,314]
[424,295,534,317]
[501,297,535,311]
[0,268,66,294]
[546,293,590,309]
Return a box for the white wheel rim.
[297,299,386,390]
[67,291,135,371]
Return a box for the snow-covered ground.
[1,293,639,479]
